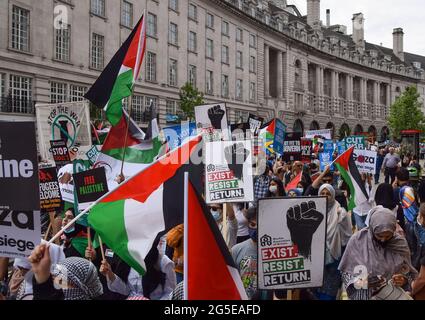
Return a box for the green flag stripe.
[106,69,134,126]
[335,163,356,211]
[102,138,162,164]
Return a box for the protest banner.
[163,122,197,151]
[0,122,40,211]
[39,167,62,212]
[50,140,71,169]
[353,149,377,174]
[73,167,108,210]
[305,129,332,140]
[205,140,254,203]
[300,138,312,163]
[86,145,100,166]
[344,136,366,150]
[0,210,41,258]
[194,103,229,141]
[337,141,346,155]
[36,102,92,161]
[258,197,327,290]
[282,133,301,162]
[323,140,334,153]
[248,114,264,136]
[319,152,334,171]
[57,160,91,204]
[273,119,286,155]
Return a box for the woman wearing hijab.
[339,207,418,300]
[28,244,103,300]
[314,184,353,300]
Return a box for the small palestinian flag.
[84,15,146,126]
[259,119,275,154]
[334,146,369,211]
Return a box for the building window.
[146,52,157,82]
[249,82,256,101]
[249,56,256,73]
[121,1,133,28]
[147,13,157,37]
[236,51,243,69]
[169,0,178,11]
[188,4,197,21]
[69,85,87,102]
[50,82,67,103]
[0,74,5,98]
[55,24,71,62]
[11,6,30,52]
[206,70,213,95]
[169,22,178,45]
[235,110,249,123]
[249,34,256,48]
[236,79,243,100]
[9,75,32,113]
[222,21,229,36]
[206,13,214,29]
[236,28,243,42]
[188,31,197,52]
[91,33,104,70]
[169,59,178,87]
[188,65,197,87]
[222,45,229,64]
[125,95,144,122]
[145,96,157,113]
[222,75,229,98]
[91,0,105,17]
[206,39,214,59]
[166,100,178,115]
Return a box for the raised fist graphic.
[287,201,324,260]
[224,143,250,181]
[207,105,225,130]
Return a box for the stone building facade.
[0,0,425,140]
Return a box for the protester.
[412,256,425,300]
[314,184,352,300]
[352,173,374,230]
[395,167,419,225]
[28,244,103,300]
[405,203,425,270]
[382,147,400,184]
[0,258,8,300]
[339,207,418,300]
[269,177,286,197]
[166,224,184,284]
[287,188,303,197]
[60,208,90,258]
[254,164,272,202]
[209,203,238,249]
[234,203,250,244]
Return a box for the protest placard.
[248,114,264,136]
[86,145,100,166]
[163,122,197,151]
[195,103,229,141]
[319,152,334,171]
[50,140,71,169]
[344,136,366,150]
[39,167,62,212]
[305,129,332,140]
[300,139,312,163]
[73,167,108,210]
[0,122,40,211]
[273,119,286,155]
[205,140,254,203]
[282,134,301,162]
[258,197,327,290]
[353,149,378,174]
[0,210,41,258]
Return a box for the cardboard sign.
[301,139,312,163]
[248,114,264,136]
[50,140,71,169]
[0,122,40,211]
[258,197,327,290]
[353,149,377,174]
[86,145,100,166]
[195,103,229,141]
[319,152,334,171]
[0,210,41,258]
[337,141,346,155]
[282,134,301,162]
[73,167,108,209]
[39,167,62,212]
[305,129,332,140]
[205,140,254,203]
[344,136,366,150]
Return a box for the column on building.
[360,78,367,103]
[278,50,283,99]
[386,84,391,116]
[315,65,322,96]
[265,44,270,98]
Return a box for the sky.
[289,0,425,55]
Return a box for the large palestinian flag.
[334,146,369,211]
[185,180,248,300]
[84,15,146,126]
[93,110,163,190]
[88,136,203,275]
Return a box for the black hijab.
[375,183,397,211]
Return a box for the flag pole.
[120,93,134,177]
[183,171,189,301]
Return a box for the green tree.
[179,82,204,121]
[338,124,351,141]
[388,86,425,140]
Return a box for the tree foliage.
[179,82,204,121]
[388,86,425,140]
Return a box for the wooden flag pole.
[120,93,134,177]
[98,235,106,261]
[44,222,52,241]
[223,204,228,246]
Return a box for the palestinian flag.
[259,119,275,155]
[88,136,203,275]
[285,171,302,192]
[84,15,146,126]
[185,180,248,300]
[334,146,369,211]
[93,110,164,190]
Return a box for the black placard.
[0,122,40,210]
[73,167,108,205]
[39,167,62,212]
[50,140,71,169]
[282,133,302,162]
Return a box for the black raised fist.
[287,201,324,260]
[207,105,225,130]
[224,143,250,181]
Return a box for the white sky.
[289,0,425,55]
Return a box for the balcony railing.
[0,96,35,115]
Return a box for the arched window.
[293,119,304,135]
[310,121,320,130]
[295,60,302,84]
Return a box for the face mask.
[211,209,221,221]
[269,185,278,194]
[248,227,257,242]
[64,226,75,234]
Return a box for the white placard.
[205,140,254,203]
[195,103,230,141]
[0,210,41,258]
[258,197,327,290]
[305,129,332,140]
[353,149,377,175]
